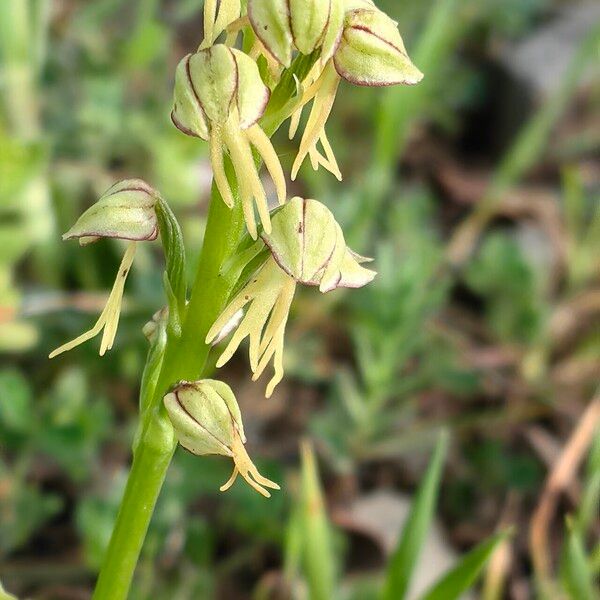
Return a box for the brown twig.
[529,395,600,581]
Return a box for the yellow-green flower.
[289,3,423,181]
[49,180,159,359]
[164,379,280,497]
[206,197,376,397]
[171,45,286,239]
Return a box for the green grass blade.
[419,531,510,600]
[0,579,17,600]
[382,431,449,600]
[560,518,595,600]
[299,441,337,600]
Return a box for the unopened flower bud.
[62,179,159,246]
[142,307,169,342]
[248,0,344,67]
[334,8,424,86]
[206,197,375,397]
[171,45,286,239]
[164,380,280,497]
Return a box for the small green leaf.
[156,198,187,327]
[419,531,510,600]
[382,430,449,600]
[0,369,33,434]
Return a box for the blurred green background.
[0,0,599,598]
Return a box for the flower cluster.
[172,0,422,230]
[206,197,376,397]
[55,0,422,497]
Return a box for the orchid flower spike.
[171,45,286,239]
[288,2,424,181]
[200,0,242,49]
[164,379,280,498]
[49,180,160,359]
[206,197,376,397]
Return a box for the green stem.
[93,183,245,600]
[92,46,312,599]
[91,420,176,599]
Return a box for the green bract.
[164,380,280,497]
[248,0,344,67]
[62,179,159,246]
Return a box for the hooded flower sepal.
[248,0,344,68]
[49,180,161,359]
[206,197,376,397]
[171,45,286,239]
[290,5,423,181]
[62,179,159,245]
[164,380,280,498]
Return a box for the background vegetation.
[0,0,598,598]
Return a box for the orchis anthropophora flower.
[164,380,280,497]
[171,44,286,239]
[285,3,424,181]
[206,197,376,397]
[49,180,159,359]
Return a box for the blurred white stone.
[501,3,600,97]
[339,490,472,599]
